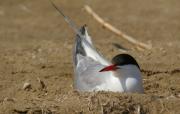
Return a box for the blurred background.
[0,0,179,113]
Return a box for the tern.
[50,1,144,93]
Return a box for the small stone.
[23,82,31,90]
[167,42,173,47]
[162,50,167,56]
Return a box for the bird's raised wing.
[73,25,110,67]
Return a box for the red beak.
[99,64,118,72]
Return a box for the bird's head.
[99,54,140,72]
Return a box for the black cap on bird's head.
[99,54,140,72]
[112,54,140,68]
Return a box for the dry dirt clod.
[13,109,28,114]
[37,77,46,91]
[23,82,32,91]
[3,97,16,103]
[27,107,52,114]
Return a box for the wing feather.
[74,55,111,91]
[73,25,110,67]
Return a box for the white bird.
[73,25,144,93]
[50,1,144,93]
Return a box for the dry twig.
[84,5,152,50]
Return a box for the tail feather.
[49,0,93,47]
[49,0,83,37]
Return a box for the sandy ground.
[0,0,180,114]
